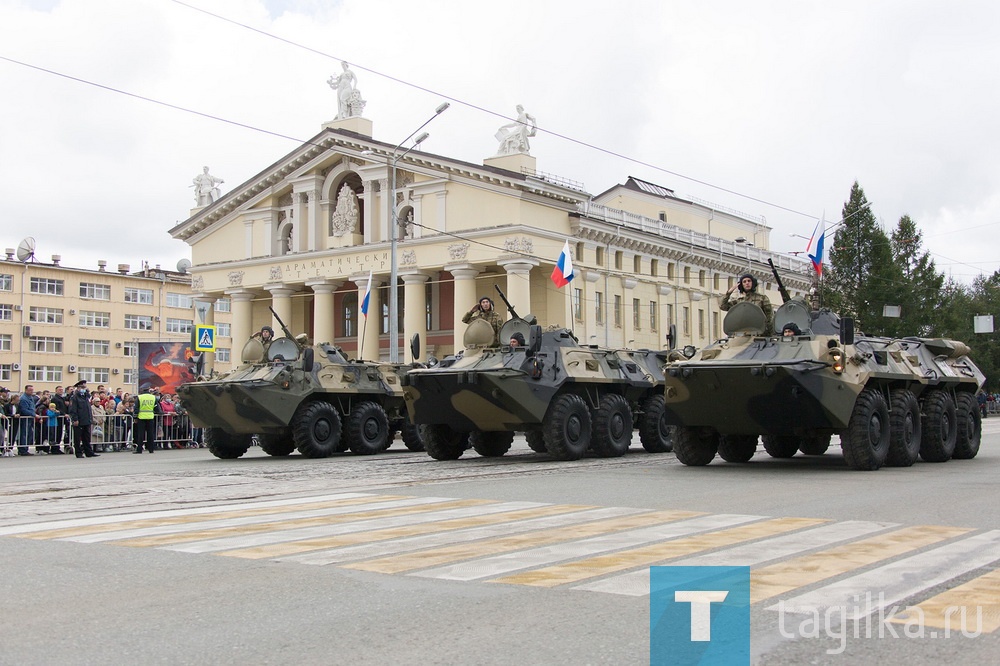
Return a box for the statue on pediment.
[495,105,537,156]
[192,166,224,206]
[330,183,360,237]
[328,62,366,119]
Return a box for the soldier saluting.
[462,296,505,347]
[720,273,774,335]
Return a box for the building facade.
[0,255,233,392]
[170,114,812,362]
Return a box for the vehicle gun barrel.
[494,284,521,320]
[768,258,792,304]
[268,306,296,341]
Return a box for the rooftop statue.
[328,62,366,120]
[192,166,224,206]
[495,104,537,156]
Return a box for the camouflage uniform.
[462,308,506,346]
[720,290,774,335]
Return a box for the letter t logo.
[674,590,729,641]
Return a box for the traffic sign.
[194,325,216,352]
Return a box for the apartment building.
[0,252,233,393]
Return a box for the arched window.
[278,222,293,256]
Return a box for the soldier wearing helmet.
[462,296,505,346]
[252,325,275,352]
[721,273,774,335]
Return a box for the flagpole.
[359,316,367,360]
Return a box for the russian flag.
[808,218,825,276]
[550,240,575,288]
[361,270,373,318]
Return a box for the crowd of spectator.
[0,383,202,457]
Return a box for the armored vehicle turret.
[402,292,674,461]
[662,296,985,471]
[177,326,422,459]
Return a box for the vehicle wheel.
[525,430,547,453]
[639,396,674,453]
[205,428,252,459]
[673,427,719,466]
[840,388,890,471]
[920,391,957,462]
[953,393,982,459]
[886,390,921,467]
[346,401,390,455]
[543,394,592,461]
[292,401,343,458]
[470,430,514,457]
[798,434,831,456]
[762,435,799,459]
[591,394,633,458]
[421,423,469,460]
[400,414,424,452]
[257,432,295,457]
[717,435,757,462]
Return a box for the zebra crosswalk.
[1,491,997,630]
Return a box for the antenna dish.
[16,237,36,263]
[176,258,192,274]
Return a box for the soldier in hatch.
[720,273,774,335]
[462,296,505,346]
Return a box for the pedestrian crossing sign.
[194,325,216,352]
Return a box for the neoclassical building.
[171,109,812,367]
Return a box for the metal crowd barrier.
[1,412,205,456]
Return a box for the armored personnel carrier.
[177,319,421,460]
[662,295,985,471]
[402,291,674,461]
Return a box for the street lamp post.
[384,102,450,363]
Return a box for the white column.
[307,280,341,346]
[243,220,254,259]
[267,285,296,335]
[436,190,447,232]
[362,179,374,244]
[448,265,480,352]
[306,190,319,251]
[292,193,306,253]
[401,273,429,362]
[354,274,381,361]
[227,290,255,355]
[498,259,537,319]
[411,194,423,239]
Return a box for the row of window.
[0,353,233,384]
[0,365,134,384]
[0,335,232,357]
[2,308,231,335]
[0,275,231,311]
[570,247,765,291]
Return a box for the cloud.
[1,0,998,282]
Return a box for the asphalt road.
[1,422,997,665]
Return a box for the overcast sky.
[2,0,997,283]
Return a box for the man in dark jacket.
[67,380,99,458]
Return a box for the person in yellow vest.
[132,387,162,454]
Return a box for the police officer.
[133,387,161,454]
[462,296,505,346]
